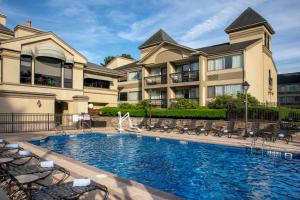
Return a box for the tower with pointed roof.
[225,7,274,51]
[139,29,177,59]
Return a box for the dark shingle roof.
[114,61,140,71]
[278,72,300,84]
[196,39,260,55]
[85,62,121,76]
[138,29,177,49]
[0,23,14,35]
[225,7,274,34]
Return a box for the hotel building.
[114,7,278,108]
[0,14,121,114]
[278,72,300,108]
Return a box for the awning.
[84,73,113,81]
[20,47,33,57]
[35,44,66,61]
[65,57,74,64]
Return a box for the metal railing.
[227,106,300,122]
[169,70,199,83]
[0,113,95,133]
[144,74,167,85]
[149,99,168,108]
[169,98,199,103]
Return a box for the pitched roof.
[225,7,274,34]
[114,61,140,71]
[0,23,14,35]
[278,72,300,84]
[196,39,260,55]
[85,62,121,76]
[138,29,177,49]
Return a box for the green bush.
[208,93,259,109]
[100,107,226,119]
[169,98,199,109]
[118,103,136,109]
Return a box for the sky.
[1,0,299,73]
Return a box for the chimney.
[26,20,32,28]
[0,13,7,26]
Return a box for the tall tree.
[100,56,115,66]
[120,54,134,60]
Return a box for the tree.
[208,93,259,109]
[100,56,115,66]
[120,54,133,60]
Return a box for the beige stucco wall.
[263,49,277,103]
[0,96,54,113]
[229,26,270,44]
[142,44,190,65]
[106,57,135,69]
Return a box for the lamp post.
[243,81,250,136]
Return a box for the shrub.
[169,98,199,109]
[208,93,259,109]
[100,107,226,119]
[118,103,136,109]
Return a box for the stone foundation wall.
[94,116,270,129]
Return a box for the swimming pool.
[31,134,300,199]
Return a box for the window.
[225,56,232,69]
[190,87,199,99]
[128,71,140,81]
[35,57,62,87]
[20,56,32,84]
[64,63,73,88]
[268,70,272,87]
[191,62,199,71]
[208,60,214,71]
[215,58,223,70]
[150,68,161,76]
[119,92,127,101]
[84,79,110,88]
[232,55,243,68]
[151,90,161,99]
[207,54,243,71]
[128,91,141,101]
[207,84,242,98]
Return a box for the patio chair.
[216,121,243,138]
[160,119,177,133]
[178,120,195,134]
[195,121,214,136]
[147,118,164,131]
[31,179,109,200]
[245,122,260,140]
[6,160,70,187]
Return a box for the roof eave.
[225,22,275,34]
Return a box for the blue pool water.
[31,134,300,199]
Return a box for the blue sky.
[1,0,300,73]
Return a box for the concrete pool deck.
[1,127,300,199]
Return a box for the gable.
[139,42,195,64]
[0,32,87,64]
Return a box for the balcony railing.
[148,99,168,108]
[144,74,167,86]
[169,98,199,103]
[170,70,199,83]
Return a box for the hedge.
[100,107,227,119]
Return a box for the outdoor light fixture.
[37,100,42,108]
[146,78,153,84]
[88,103,94,109]
[243,81,250,136]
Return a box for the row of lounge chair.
[142,119,296,144]
[0,139,109,200]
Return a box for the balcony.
[169,98,199,103]
[149,99,168,108]
[144,75,167,86]
[170,71,199,84]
